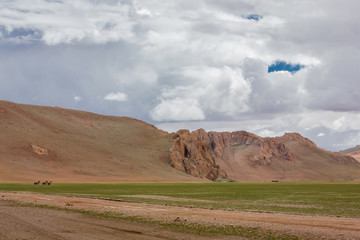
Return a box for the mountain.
[1,100,359,182]
[340,145,360,162]
[169,130,360,182]
[0,100,201,182]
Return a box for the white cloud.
[149,65,251,121]
[136,8,152,17]
[150,98,205,121]
[74,96,81,102]
[0,0,135,45]
[318,132,325,137]
[104,92,128,102]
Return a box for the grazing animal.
[42,181,48,185]
[33,181,40,185]
[272,180,279,182]
[47,181,52,186]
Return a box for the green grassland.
[1,182,359,218]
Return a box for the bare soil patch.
[1,192,360,239]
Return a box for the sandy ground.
[1,192,360,240]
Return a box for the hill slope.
[340,145,360,162]
[0,101,201,182]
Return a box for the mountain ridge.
[1,100,359,182]
[169,128,359,182]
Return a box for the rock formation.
[31,144,48,156]
[169,129,294,180]
[168,129,227,181]
[169,129,359,182]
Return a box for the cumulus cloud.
[242,58,309,114]
[149,65,252,121]
[104,92,128,102]
[150,98,205,121]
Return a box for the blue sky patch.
[268,61,304,73]
[246,14,262,21]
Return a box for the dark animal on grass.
[42,181,48,185]
[33,180,40,185]
[47,181,52,186]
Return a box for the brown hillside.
[171,129,360,182]
[340,145,360,162]
[277,133,360,181]
[0,101,202,182]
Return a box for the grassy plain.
[1,182,359,218]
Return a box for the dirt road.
[0,200,242,240]
[1,192,360,240]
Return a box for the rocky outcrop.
[31,144,48,155]
[258,138,294,164]
[169,129,227,181]
[168,129,294,180]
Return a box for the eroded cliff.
[168,129,227,181]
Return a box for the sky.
[1,0,360,151]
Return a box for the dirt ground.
[0,199,241,240]
[1,192,360,240]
